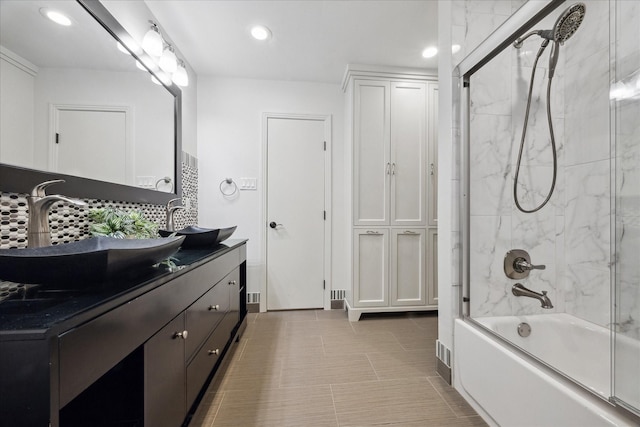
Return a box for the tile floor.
[190,310,487,427]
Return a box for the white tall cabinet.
[344,65,438,321]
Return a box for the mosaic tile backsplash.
[0,154,198,249]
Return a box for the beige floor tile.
[280,353,378,387]
[331,378,457,425]
[315,309,349,320]
[286,319,355,336]
[212,385,338,427]
[428,376,482,418]
[322,331,405,354]
[190,310,485,427]
[189,391,225,427]
[366,349,436,379]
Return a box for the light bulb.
[172,61,189,87]
[159,45,177,73]
[40,8,72,26]
[251,25,272,41]
[422,46,438,58]
[142,22,163,57]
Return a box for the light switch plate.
[137,176,155,188]
[239,177,257,190]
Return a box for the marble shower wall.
[459,0,614,328]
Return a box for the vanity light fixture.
[40,8,72,26]
[251,25,272,41]
[172,59,189,87]
[159,44,178,73]
[142,21,163,57]
[422,46,438,58]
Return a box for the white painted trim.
[341,64,437,92]
[0,46,38,76]
[261,112,333,312]
[48,104,135,186]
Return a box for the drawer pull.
[174,330,188,340]
[208,349,220,356]
[228,280,237,286]
[208,304,220,311]
[366,231,381,235]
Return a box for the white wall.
[197,77,346,298]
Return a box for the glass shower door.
[612,0,640,416]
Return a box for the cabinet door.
[427,229,438,306]
[353,229,389,307]
[390,229,426,306]
[144,314,186,427]
[428,83,438,227]
[390,82,427,226]
[353,79,390,226]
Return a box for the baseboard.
[436,357,452,384]
[247,303,260,313]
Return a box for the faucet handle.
[31,179,65,197]
[514,259,546,272]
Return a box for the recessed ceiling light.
[422,46,438,58]
[452,44,461,54]
[251,25,272,41]
[40,8,72,26]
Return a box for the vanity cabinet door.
[144,313,186,427]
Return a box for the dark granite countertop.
[0,239,247,338]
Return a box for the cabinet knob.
[228,280,237,286]
[208,349,220,356]
[208,304,220,311]
[174,330,188,340]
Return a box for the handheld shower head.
[552,2,586,45]
[513,3,586,48]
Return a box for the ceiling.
[144,0,439,84]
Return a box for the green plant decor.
[89,207,159,239]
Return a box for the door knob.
[269,221,283,229]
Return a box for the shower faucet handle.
[504,249,545,280]
[514,259,546,273]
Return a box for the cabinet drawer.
[186,324,230,410]
[185,269,236,360]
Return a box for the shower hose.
[514,40,558,214]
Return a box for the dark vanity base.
[0,240,248,427]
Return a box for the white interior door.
[266,115,327,310]
[52,106,131,185]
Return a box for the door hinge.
[323,210,326,220]
[55,133,60,144]
[323,280,326,290]
[324,140,327,151]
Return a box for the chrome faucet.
[27,180,87,248]
[165,198,186,232]
[512,283,554,309]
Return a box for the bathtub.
[476,313,611,398]
[454,316,640,427]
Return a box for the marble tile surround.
[458,0,639,339]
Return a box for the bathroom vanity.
[0,240,247,427]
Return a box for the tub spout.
[512,283,554,309]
